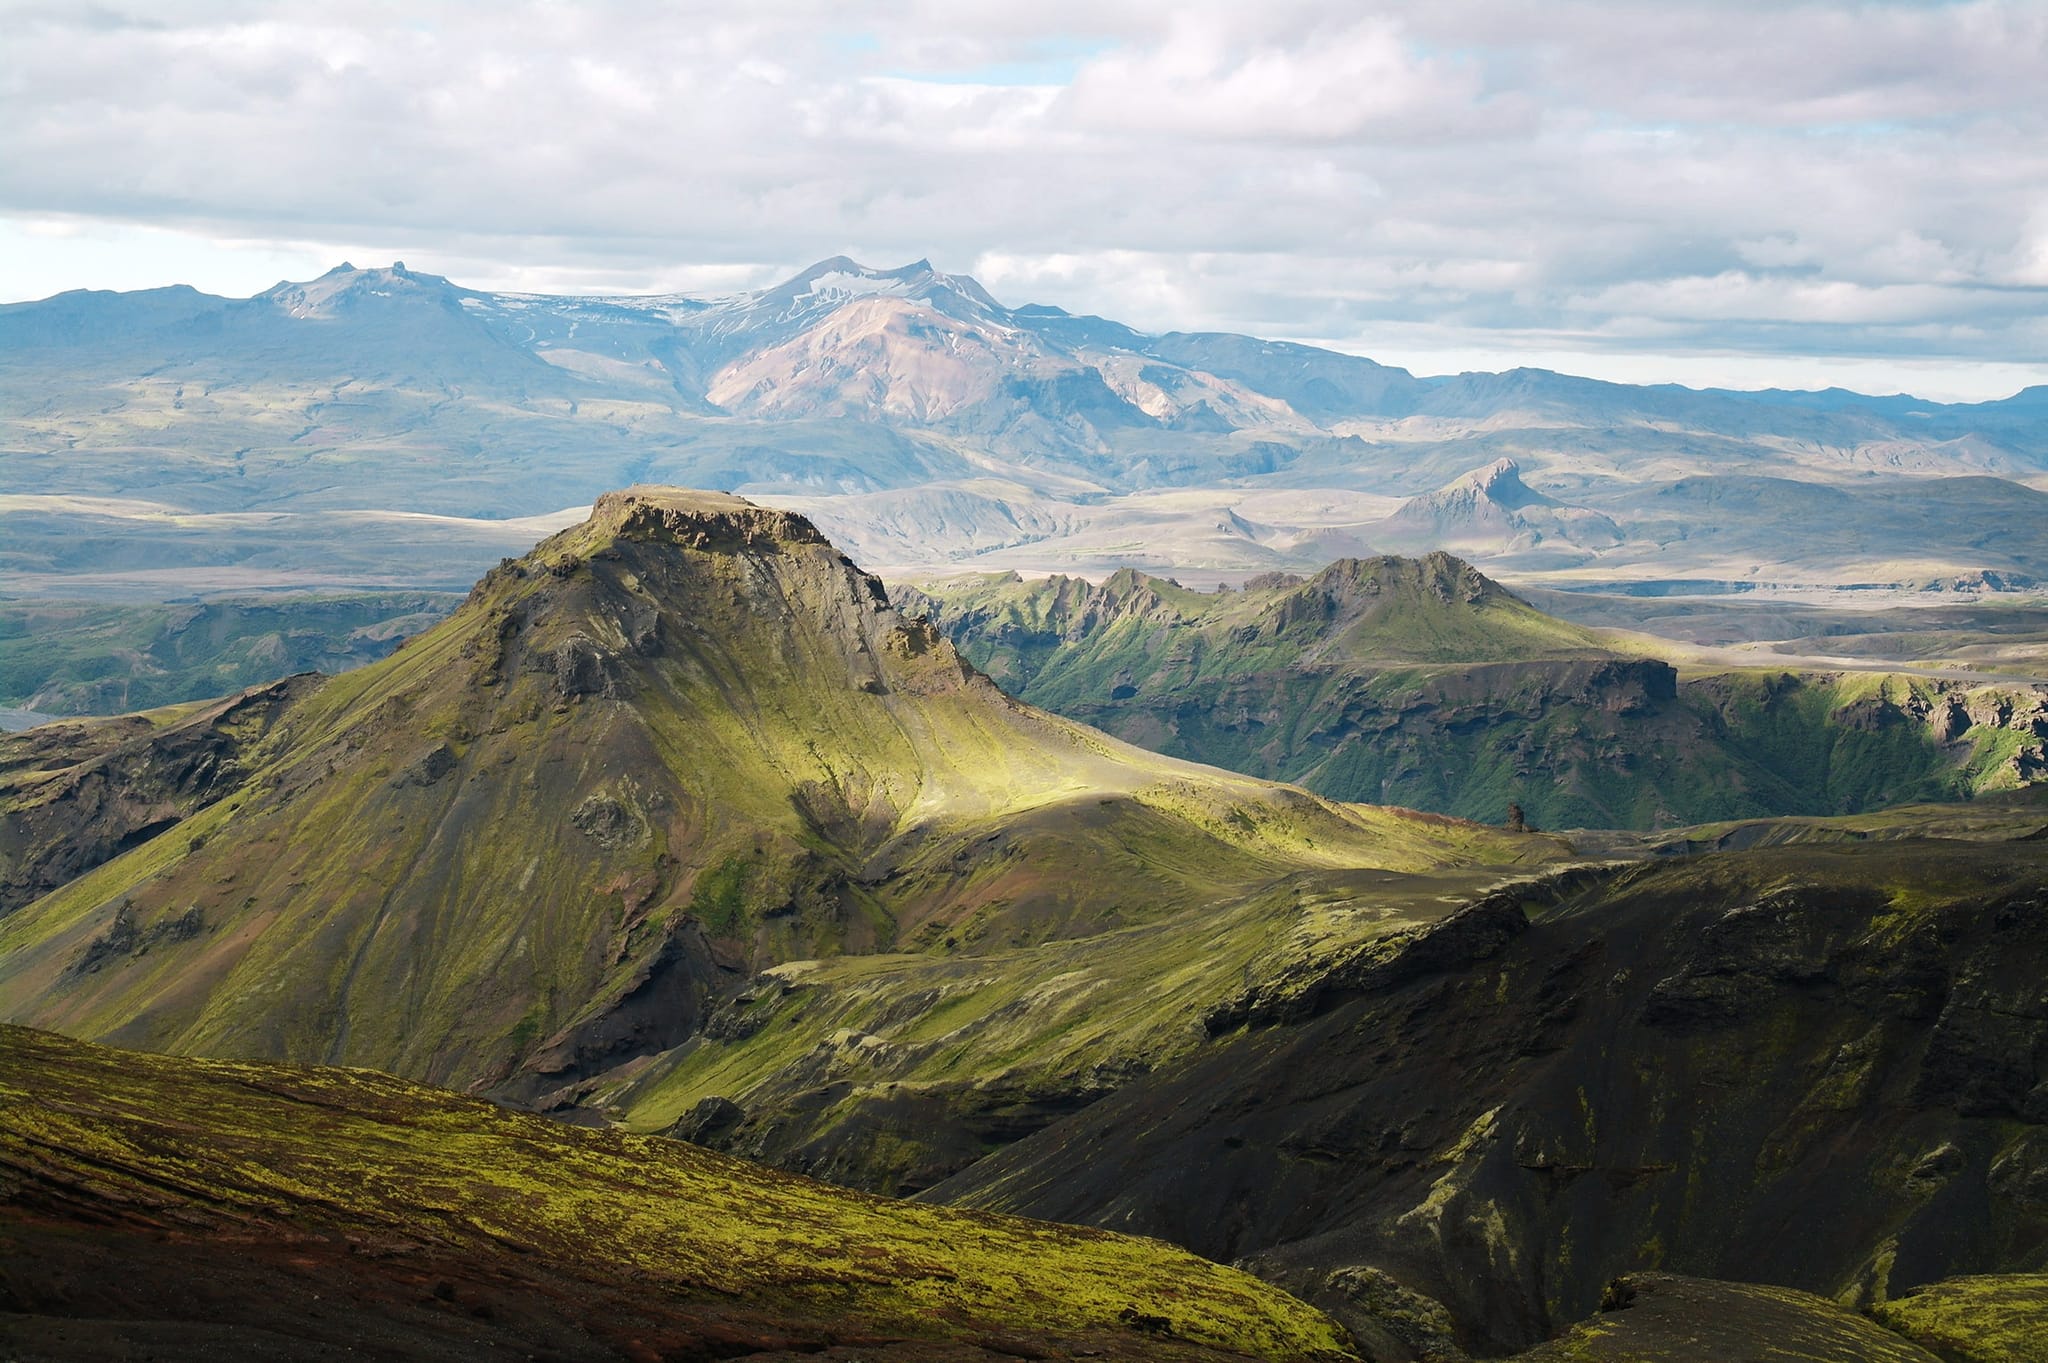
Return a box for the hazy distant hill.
[4,258,2046,596]
[0,593,458,716]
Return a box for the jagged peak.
[1406,457,1556,513]
[256,261,465,317]
[761,257,1007,316]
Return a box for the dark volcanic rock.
[929,840,2048,1356]
[669,1094,748,1145]
[1514,1274,1944,1362]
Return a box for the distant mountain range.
[3,257,2046,595]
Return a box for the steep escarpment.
[929,823,2048,1356]
[0,487,1535,1102]
[902,564,2048,828]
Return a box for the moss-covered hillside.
[896,555,1614,697]
[0,1023,1352,1362]
[603,863,1563,1194]
[1871,1273,2048,1363]
[0,487,1547,1100]
[915,811,2048,1356]
[901,563,2048,829]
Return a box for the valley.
[11,5,2048,1359]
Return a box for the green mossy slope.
[1871,1274,2048,1363]
[0,1023,1352,1361]
[0,678,314,914]
[0,488,1545,1100]
[898,556,1613,701]
[606,864,1567,1193]
[925,828,2048,1355]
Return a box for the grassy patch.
[1872,1274,2048,1363]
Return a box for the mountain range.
[3,490,2045,1362]
[4,257,2046,598]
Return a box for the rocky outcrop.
[1373,458,1623,557]
[593,486,834,552]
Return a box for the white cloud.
[0,0,2043,391]
[1059,14,1500,142]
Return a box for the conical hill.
[0,488,1555,1097]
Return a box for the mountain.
[0,488,1546,1099]
[901,558,2048,829]
[4,257,2046,599]
[1370,458,1624,564]
[925,822,2048,1355]
[575,783,2048,1357]
[0,1023,1350,1363]
[6,486,2047,1363]
[897,552,1614,686]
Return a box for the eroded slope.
[925,822,2048,1355]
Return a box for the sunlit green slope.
[0,488,1540,1098]
[0,1023,1352,1362]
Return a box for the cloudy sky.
[4,0,2045,398]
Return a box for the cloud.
[1059,13,1507,143]
[0,0,2044,388]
